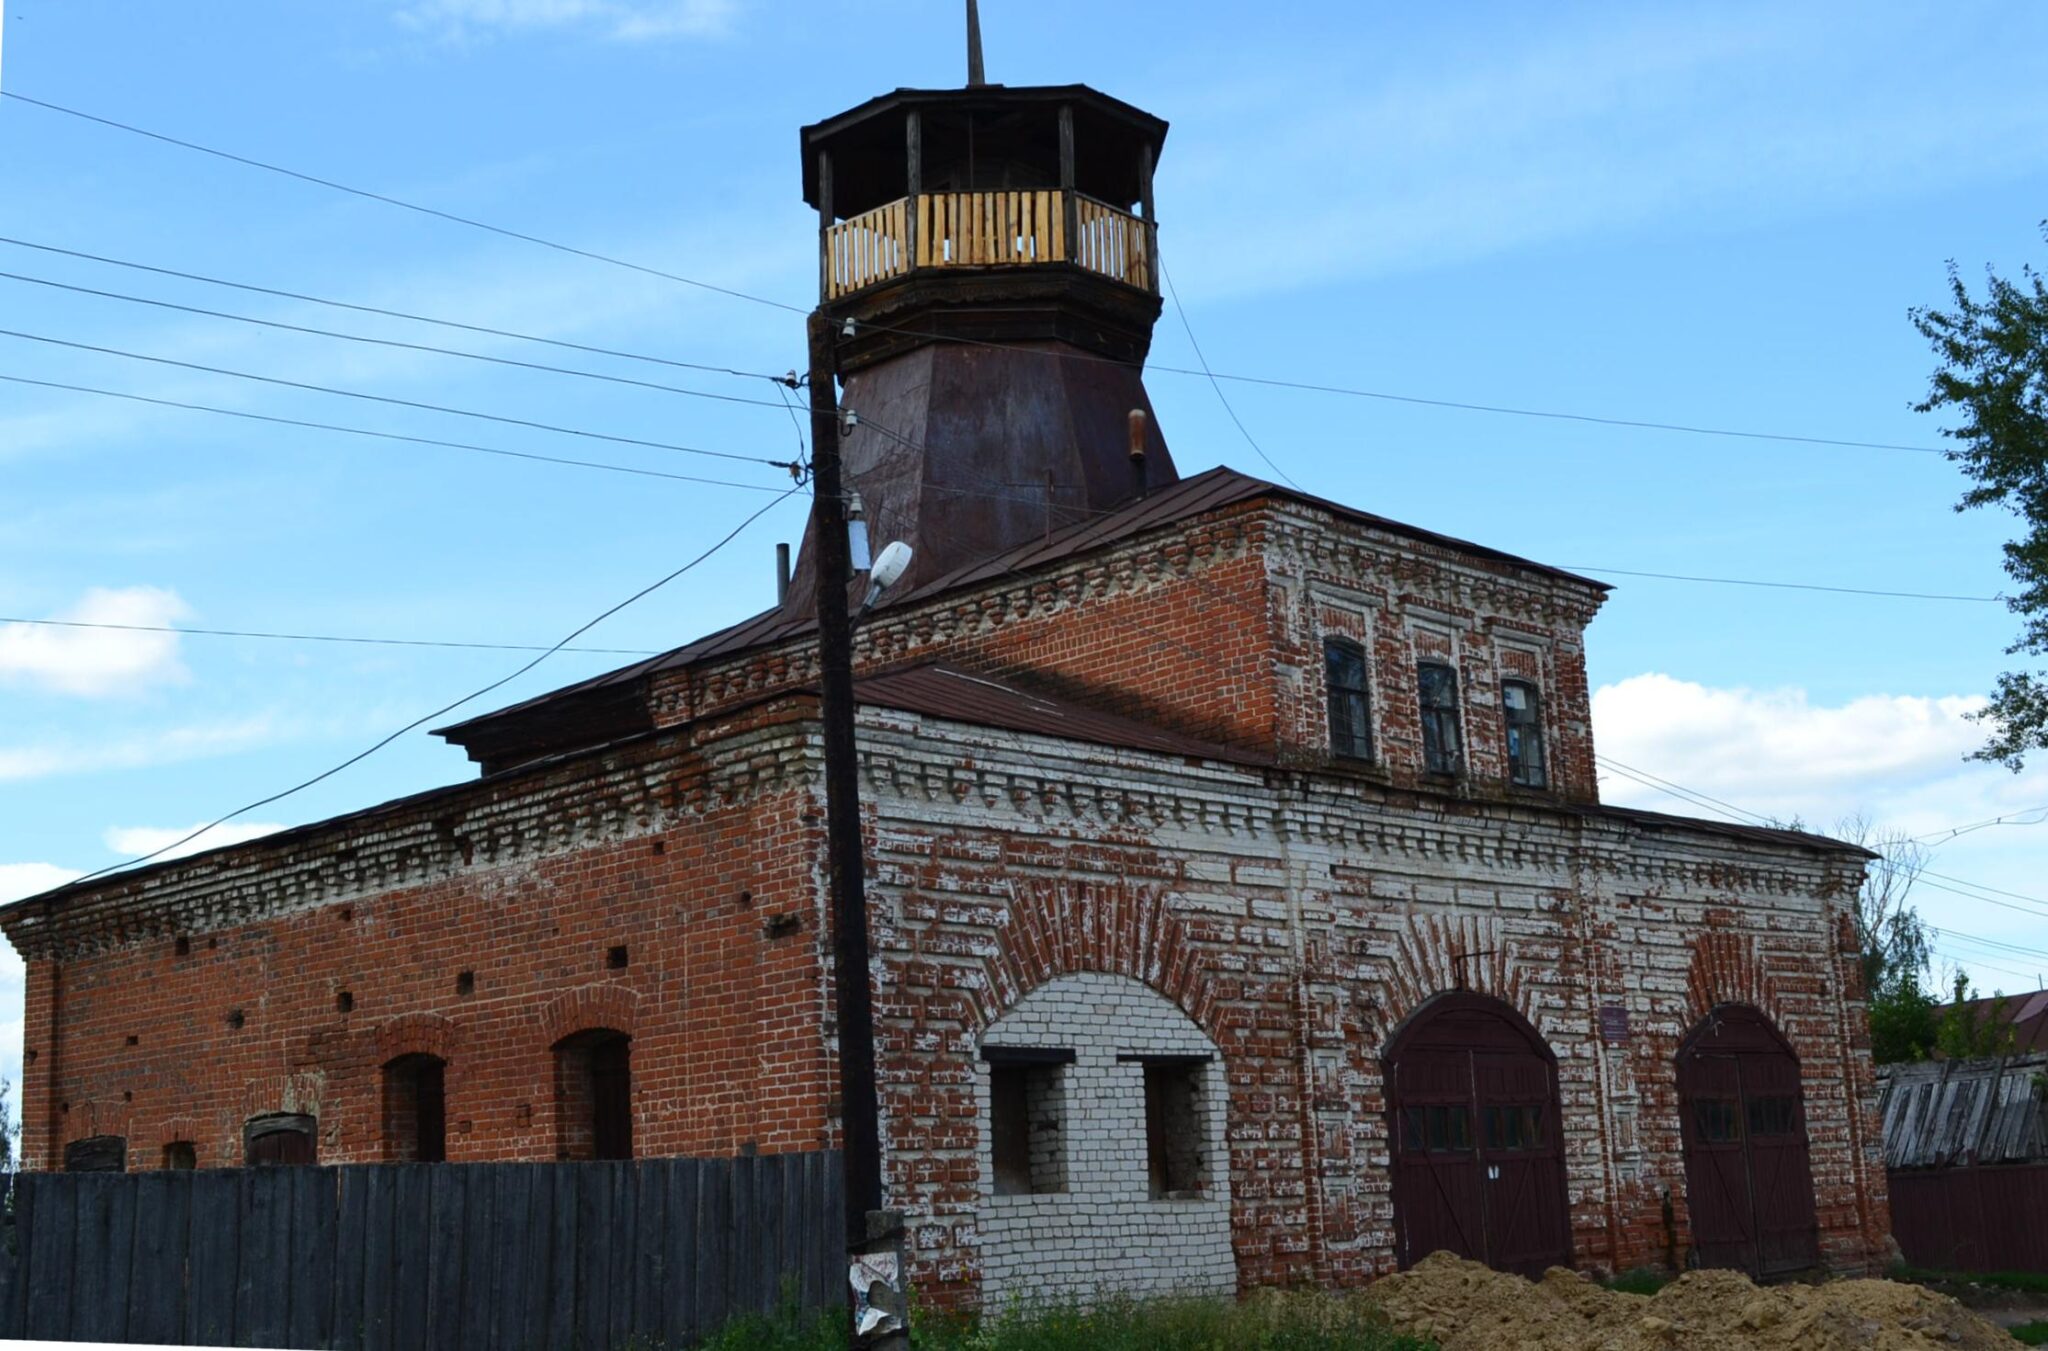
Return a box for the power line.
[0,373,793,491]
[0,612,662,656]
[1161,260,1301,490]
[1567,565,1999,604]
[62,486,801,885]
[1594,756,2048,924]
[6,91,1955,460]
[0,268,799,409]
[1915,803,2048,845]
[0,90,806,315]
[0,328,800,470]
[0,233,786,383]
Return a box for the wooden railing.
[823,190,1153,299]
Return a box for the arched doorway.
[1385,992,1571,1276]
[1677,1003,1820,1277]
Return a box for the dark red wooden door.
[1677,1005,1820,1277]
[1387,994,1571,1277]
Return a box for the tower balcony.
[822,188,1155,301]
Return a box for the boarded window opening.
[1418,661,1464,775]
[1324,637,1373,761]
[554,1029,632,1161]
[162,1141,198,1170]
[1503,680,1547,788]
[244,1113,317,1166]
[63,1134,127,1172]
[985,1047,1070,1196]
[383,1052,448,1163]
[1143,1059,1206,1198]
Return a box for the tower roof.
[801,83,1168,218]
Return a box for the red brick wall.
[15,725,835,1174]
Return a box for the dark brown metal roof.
[850,664,1269,767]
[437,466,1609,750]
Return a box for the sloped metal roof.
[437,465,1608,747]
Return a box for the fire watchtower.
[789,64,1180,603]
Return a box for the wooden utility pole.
[807,313,906,1348]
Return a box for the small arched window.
[1324,638,1372,761]
[1502,680,1547,788]
[162,1141,198,1170]
[63,1134,127,1172]
[554,1029,633,1161]
[1417,661,1464,775]
[383,1053,448,1163]
[243,1112,317,1166]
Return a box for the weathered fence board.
[0,1152,842,1349]
[1889,1161,2048,1274]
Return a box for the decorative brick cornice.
[2,722,818,962]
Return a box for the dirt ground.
[1370,1253,2019,1350]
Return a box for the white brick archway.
[972,971,1235,1306]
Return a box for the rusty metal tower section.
[785,76,1177,609]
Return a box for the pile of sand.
[1369,1253,2014,1351]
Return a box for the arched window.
[162,1141,198,1170]
[1502,680,1547,788]
[1323,638,1372,761]
[383,1053,448,1163]
[63,1135,127,1172]
[1417,661,1463,775]
[243,1112,317,1166]
[554,1029,633,1161]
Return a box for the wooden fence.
[821,189,1154,298]
[1888,1162,2048,1275]
[0,1152,845,1348]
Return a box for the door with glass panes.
[1386,993,1572,1276]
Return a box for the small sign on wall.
[1599,1004,1630,1044]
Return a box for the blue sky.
[5,1,2048,1092]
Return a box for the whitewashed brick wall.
[974,971,1235,1306]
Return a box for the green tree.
[1869,970,1941,1064]
[0,1077,14,1173]
[1935,970,2018,1060]
[1912,226,2048,768]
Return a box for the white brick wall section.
[975,971,1236,1307]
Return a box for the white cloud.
[0,713,281,783]
[1592,673,1990,822]
[396,0,737,42]
[0,586,191,697]
[1592,673,2048,995]
[0,862,82,908]
[103,821,287,862]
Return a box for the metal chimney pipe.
[1128,408,1149,500]
[775,542,791,605]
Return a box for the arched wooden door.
[1385,992,1572,1277]
[1677,1004,1820,1277]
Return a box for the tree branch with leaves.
[1913,225,2048,769]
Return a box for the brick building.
[2,68,1891,1308]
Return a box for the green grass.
[686,1291,1436,1350]
[2009,1321,2048,1347]
[1602,1268,1676,1297]
[1890,1263,2048,1296]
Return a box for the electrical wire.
[4,91,1954,458]
[0,612,662,656]
[0,268,799,409]
[0,373,793,491]
[0,329,800,470]
[1564,564,2000,605]
[60,486,802,885]
[0,233,786,383]
[0,91,807,314]
[1161,260,1301,489]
